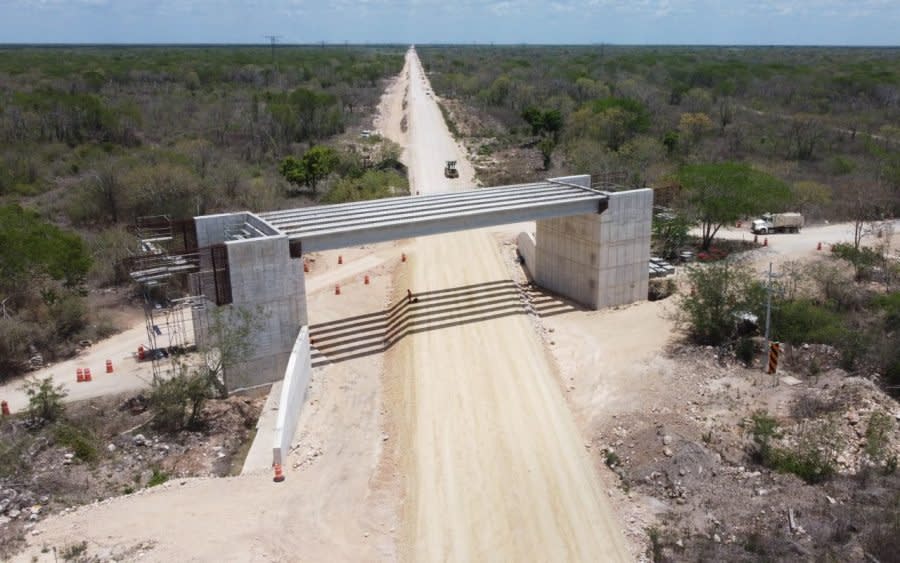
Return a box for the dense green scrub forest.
[419,45,900,220]
[0,45,405,377]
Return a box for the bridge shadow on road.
[309,279,579,367]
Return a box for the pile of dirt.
[0,391,263,557]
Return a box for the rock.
[662,435,673,446]
[663,447,674,457]
[675,539,684,548]
[0,516,9,527]
[133,434,147,446]
[678,468,686,476]
[382,434,390,442]
[8,509,20,519]
[38,495,49,504]
[30,506,41,515]
[847,412,860,426]
[826,495,837,504]
[780,376,803,386]
[713,534,721,543]
[107,443,117,453]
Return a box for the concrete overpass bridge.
[190,175,651,393]
[140,174,651,463]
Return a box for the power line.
[264,35,282,65]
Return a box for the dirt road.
[0,318,154,414]
[387,48,630,561]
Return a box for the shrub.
[22,376,67,424]
[677,260,764,346]
[865,411,894,465]
[736,337,757,367]
[149,369,212,432]
[54,424,99,463]
[147,468,169,487]
[772,300,848,346]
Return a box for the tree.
[22,376,67,424]
[675,162,791,250]
[279,145,339,195]
[792,180,832,219]
[678,112,713,146]
[521,107,562,140]
[0,205,92,292]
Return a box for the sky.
[0,0,898,46]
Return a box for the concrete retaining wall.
[516,231,536,274]
[272,326,312,467]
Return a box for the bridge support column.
[533,180,652,309]
[194,213,307,392]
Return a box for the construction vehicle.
[751,212,804,234]
[444,160,459,179]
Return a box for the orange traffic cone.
[401,253,407,263]
[303,261,309,273]
[338,255,343,265]
[1,400,10,417]
[335,284,341,295]
[817,242,822,251]
[364,275,370,285]
[77,368,84,383]
[754,234,758,245]
[273,463,285,483]
[106,359,114,374]
[763,238,768,247]
[84,368,92,382]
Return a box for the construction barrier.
[1,401,9,417]
[84,368,92,382]
[273,463,285,483]
[767,342,781,375]
[763,237,768,247]
[76,368,84,383]
[138,346,145,361]
[106,359,114,374]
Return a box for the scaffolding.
[125,215,230,381]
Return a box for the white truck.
[751,212,804,234]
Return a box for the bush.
[322,170,408,204]
[748,410,839,484]
[149,369,212,432]
[735,337,757,367]
[677,260,764,346]
[147,468,169,487]
[54,423,99,463]
[22,376,67,424]
[772,300,848,346]
[865,411,894,465]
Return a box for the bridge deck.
[258,180,607,253]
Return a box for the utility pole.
[264,35,282,65]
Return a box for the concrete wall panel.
[272,326,312,467]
